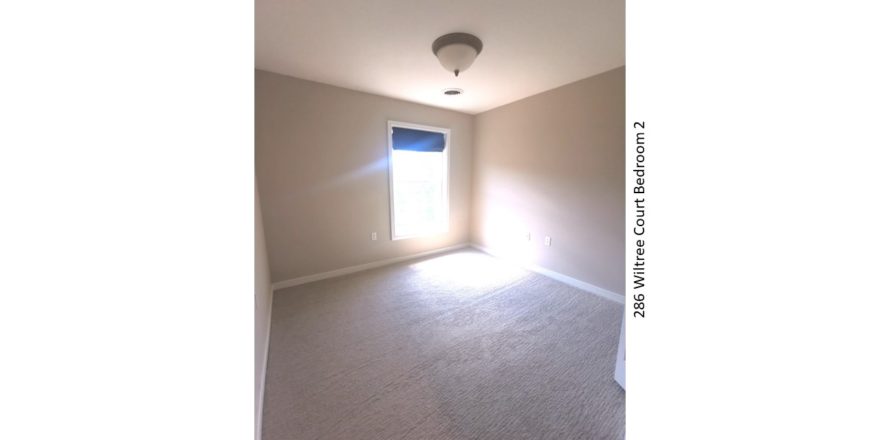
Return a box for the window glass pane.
[391,148,446,237]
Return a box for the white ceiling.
[255,0,624,114]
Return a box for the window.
[387,121,450,240]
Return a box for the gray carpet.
[262,249,624,440]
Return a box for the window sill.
[391,229,449,241]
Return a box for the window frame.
[386,120,451,241]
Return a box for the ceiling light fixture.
[432,32,483,77]
[443,88,463,96]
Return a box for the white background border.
[2,1,880,439]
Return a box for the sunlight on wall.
[480,201,537,264]
[309,157,388,194]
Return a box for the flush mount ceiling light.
[432,32,483,77]
[443,88,463,96]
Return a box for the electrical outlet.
[544,236,551,246]
[371,232,377,241]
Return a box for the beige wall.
[471,67,625,293]
[257,67,623,291]
[256,70,473,282]
[254,181,272,439]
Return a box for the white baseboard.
[255,287,272,440]
[271,244,470,291]
[470,243,625,304]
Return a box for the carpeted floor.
[262,249,624,440]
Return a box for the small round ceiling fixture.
[443,88,463,96]
[432,32,483,77]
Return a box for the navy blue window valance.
[391,127,446,152]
